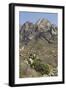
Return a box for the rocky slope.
[19,18,58,78]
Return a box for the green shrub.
[32,59,50,75]
[28,53,50,75]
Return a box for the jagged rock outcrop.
[20,19,58,45]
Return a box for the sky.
[19,11,58,26]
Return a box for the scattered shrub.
[27,53,50,75]
[32,60,50,75]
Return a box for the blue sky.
[19,11,58,26]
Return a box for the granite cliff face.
[19,19,58,78]
[20,19,57,45]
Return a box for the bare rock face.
[35,18,51,32]
[20,21,35,45]
[20,19,58,45]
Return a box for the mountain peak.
[20,18,58,45]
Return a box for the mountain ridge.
[20,18,58,45]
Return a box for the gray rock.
[20,19,58,45]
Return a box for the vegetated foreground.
[19,19,58,78]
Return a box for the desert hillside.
[19,18,58,78]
